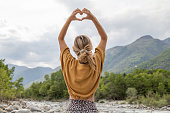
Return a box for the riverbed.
[0,99,169,113]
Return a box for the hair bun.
[73,35,96,70]
[80,49,88,54]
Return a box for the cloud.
[0,0,170,68]
[0,33,60,68]
[57,0,92,11]
[0,22,60,68]
[56,0,170,49]
[101,0,170,48]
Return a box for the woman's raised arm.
[58,8,82,51]
[82,8,107,51]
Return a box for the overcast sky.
[0,0,170,68]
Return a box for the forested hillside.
[103,35,170,73]
[136,49,170,70]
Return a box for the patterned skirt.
[65,99,99,113]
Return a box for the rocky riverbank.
[0,99,169,113]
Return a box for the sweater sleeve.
[60,46,75,71]
[94,46,105,73]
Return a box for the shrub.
[126,88,137,98]
[140,92,168,108]
[126,88,137,104]
[99,100,105,103]
[120,101,126,104]
[164,94,170,105]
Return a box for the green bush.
[126,96,137,104]
[149,98,167,108]
[164,94,170,105]
[99,100,105,103]
[120,101,126,104]
[154,92,161,101]
[156,99,167,108]
[126,88,137,104]
[140,92,168,108]
[126,88,137,98]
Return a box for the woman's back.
[60,45,105,100]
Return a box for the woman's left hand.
[68,8,83,21]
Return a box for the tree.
[14,77,24,98]
[158,82,165,97]
[0,59,16,100]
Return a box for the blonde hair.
[72,35,96,71]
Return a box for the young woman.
[58,8,107,113]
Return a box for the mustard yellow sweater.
[60,46,105,100]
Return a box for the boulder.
[30,107,41,112]
[5,105,13,112]
[12,109,31,113]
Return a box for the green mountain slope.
[103,35,170,73]
[135,49,170,70]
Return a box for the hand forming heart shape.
[70,8,95,21]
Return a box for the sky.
[0,0,170,69]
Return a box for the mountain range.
[103,35,170,73]
[8,35,170,88]
[8,64,61,88]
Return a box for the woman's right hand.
[81,8,96,21]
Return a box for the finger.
[74,10,82,15]
[73,8,80,13]
[82,10,90,15]
[82,8,90,12]
[74,8,80,11]
[82,8,87,13]
[74,18,82,21]
[82,10,88,14]
[82,16,88,20]
[79,10,83,15]
[75,8,82,14]
[83,8,88,11]
[76,8,81,12]
[77,10,82,14]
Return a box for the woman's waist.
[69,94,95,102]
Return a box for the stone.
[30,106,41,112]
[12,109,31,113]
[55,109,62,112]
[0,108,6,113]
[44,110,54,113]
[5,105,13,112]
[0,106,5,110]
[12,105,20,110]
[166,107,170,111]
[43,105,51,111]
